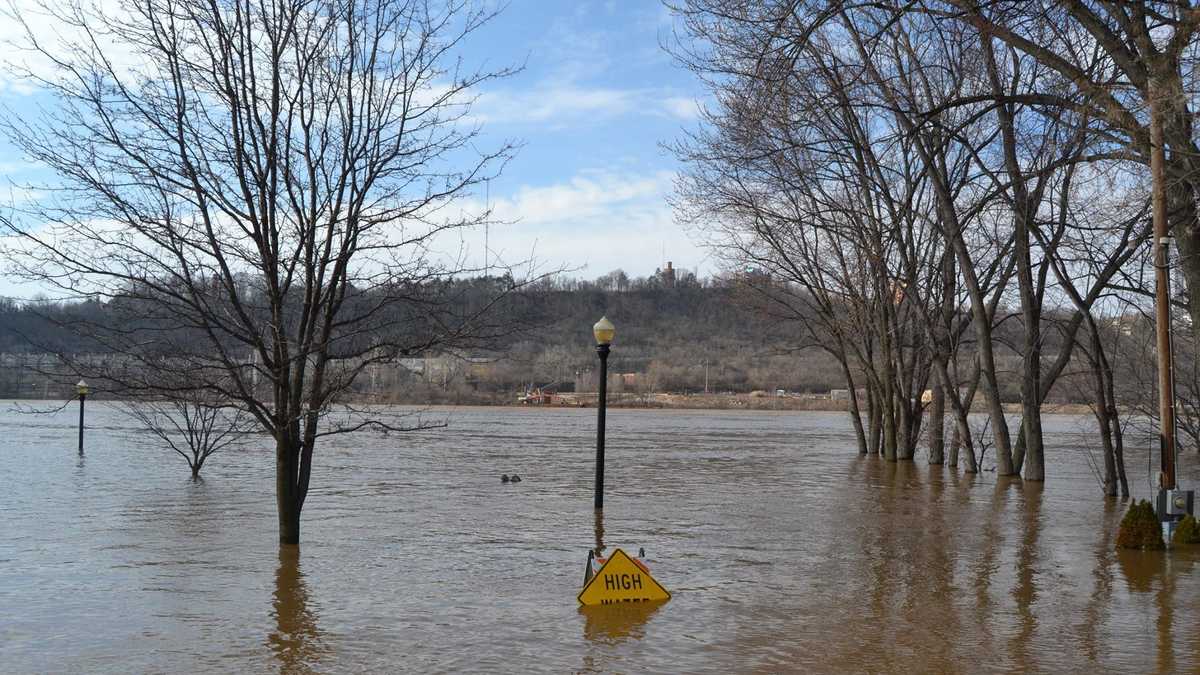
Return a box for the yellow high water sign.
[578,548,671,606]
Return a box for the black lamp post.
[593,316,615,510]
[76,380,89,455]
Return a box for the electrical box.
[1156,489,1195,520]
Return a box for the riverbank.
[8,390,1095,415]
[377,390,1095,415]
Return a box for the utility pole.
[1149,78,1194,538]
[1151,83,1177,492]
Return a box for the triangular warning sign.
[578,548,671,606]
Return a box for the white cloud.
[438,169,709,280]
[473,85,704,126]
[473,86,638,125]
[661,96,701,121]
[0,0,146,93]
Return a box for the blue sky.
[0,1,712,298]
[450,1,710,281]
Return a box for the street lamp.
[76,380,89,455]
[593,316,615,510]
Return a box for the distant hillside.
[0,273,1082,403]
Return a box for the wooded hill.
[0,272,1099,403]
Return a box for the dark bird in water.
[510,475,522,483]
[501,474,510,483]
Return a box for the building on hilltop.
[660,261,676,288]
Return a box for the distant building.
[920,387,973,404]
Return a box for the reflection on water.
[1117,548,1167,594]
[580,601,664,642]
[578,602,665,674]
[5,405,1200,672]
[1116,549,1179,673]
[268,547,325,673]
[1010,480,1041,674]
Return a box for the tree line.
[1,270,1174,416]
[665,0,1200,494]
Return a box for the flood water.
[2,403,1200,673]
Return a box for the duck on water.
[501,474,522,483]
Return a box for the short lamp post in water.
[76,380,89,455]
[592,316,615,511]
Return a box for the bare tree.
[1,0,516,544]
[918,0,1200,329]
[124,394,255,480]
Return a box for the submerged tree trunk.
[1095,374,1119,498]
[868,385,883,456]
[879,324,898,462]
[929,243,953,467]
[958,358,983,473]
[1097,324,1129,498]
[928,383,946,465]
[1114,419,1129,499]
[1019,395,1045,480]
[934,356,977,474]
[843,360,869,455]
[948,423,960,467]
[1083,323,1118,497]
[896,387,914,461]
[277,433,303,546]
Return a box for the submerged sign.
[578,548,671,606]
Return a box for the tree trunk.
[1093,346,1118,498]
[882,384,897,461]
[277,434,302,545]
[948,426,960,467]
[896,387,914,460]
[959,358,983,473]
[1114,418,1129,499]
[933,355,977,473]
[841,355,869,455]
[930,241,953,467]
[868,385,883,456]
[1098,326,1130,498]
[927,173,1013,472]
[879,323,898,462]
[928,383,945,465]
[1020,396,1045,481]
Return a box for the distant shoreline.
[382,392,1096,415]
[6,393,1096,415]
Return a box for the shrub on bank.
[1172,514,1200,545]
[1116,500,1164,550]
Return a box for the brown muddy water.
[2,403,1200,673]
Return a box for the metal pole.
[1150,83,1178,492]
[594,344,609,510]
[77,392,86,456]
